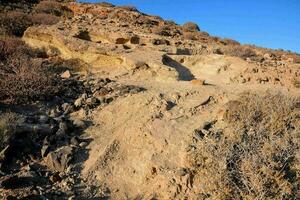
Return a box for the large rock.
[44,146,74,172]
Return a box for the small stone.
[49,108,62,118]
[49,172,62,183]
[79,142,87,148]
[62,103,70,112]
[85,97,98,107]
[177,168,188,176]
[39,115,49,124]
[190,79,205,86]
[61,70,71,79]
[81,93,88,100]
[73,119,86,129]
[41,145,50,157]
[70,136,80,146]
[74,98,84,108]
[68,195,76,200]
[56,122,68,137]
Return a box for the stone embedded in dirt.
[49,172,62,183]
[74,97,84,108]
[70,136,80,146]
[61,70,72,79]
[73,119,86,129]
[190,79,205,86]
[97,87,109,96]
[44,146,74,172]
[38,115,49,124]
[152,38,170,45]
[0,146,10,170]
[49,108,62,118]
[15,124,54,135]
[85,97,98,107]
[79,142,87,148]
[62,103,74,114]
[130,35,140,44]
[56,122,68,137]
[41,145,50,157]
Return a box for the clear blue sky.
[79,0,300,53]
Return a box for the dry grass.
[223,45,257,59]
[151,25,172,36]
[188,92,300,199]
[0,11,60,37]
[33,0,73,17]
[0,38,62,104]
[0,11,32,37]
[222,38,241,46]
[0,112,24,152]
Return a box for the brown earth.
[1,1,300,200]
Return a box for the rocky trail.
[0,1,300,200]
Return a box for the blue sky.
[79,0,300,53]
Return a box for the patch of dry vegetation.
[0,11,59,37]
[33,0,73,17]
[223,45,257,59]
[0,112,24,152]
[188,93,300,199]
[0,38,62,104]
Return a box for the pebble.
[79,142,88,148]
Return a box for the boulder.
[182,22,200,32]
[44,146,73,172]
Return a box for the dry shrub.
[0,112,24,152]
[0,11,59,37]
[189,93,300,199]
[222,38,240,46]
[0,11,33,37]
[182,22,200,32]
[116,5,138,12]
[96,2,115,7]
[29,13,60,25]
[0,38,62,104]
[151,25,172,36]
[224,45,257,59]
[183,32,197,40]
[33,0,73,17]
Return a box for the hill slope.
[0,1,300,199]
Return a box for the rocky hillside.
[0,1,300,200]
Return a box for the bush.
[222,38,240,46]
[0,11,60,37]
[33,0,73,17]
[188,93,300,199]
[0,112,24,152]
[151,25,172,36]
[182,22,200,32]
[96,1,115,7]
[183,32,197,40]
[29,13,60,25]
[0,11,33,37]
[224,45,257,59]
[116,5,138,12]
[0,38,62,104]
